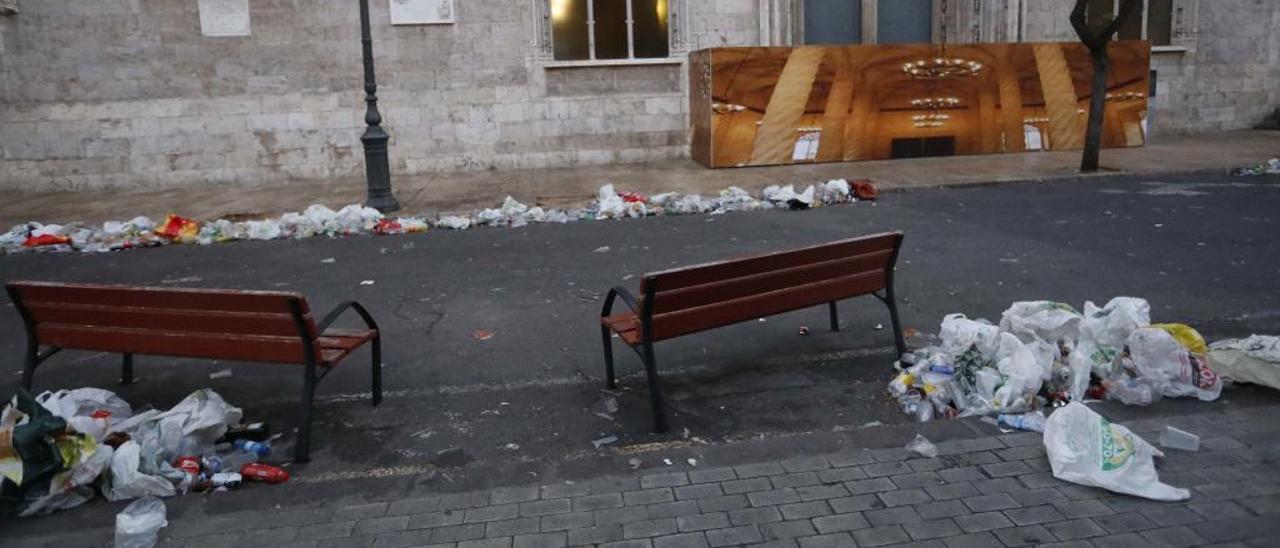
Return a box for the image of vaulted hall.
[692,41,1150,168]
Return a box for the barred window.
[536,0,686,62]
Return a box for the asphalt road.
[2,173,1279,530]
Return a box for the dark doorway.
[804,0,862,44]
[891,136,956,159]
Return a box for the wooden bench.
[5,281,383,463]
[600,232,907,432]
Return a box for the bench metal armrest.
[317,301,380,335]
[601,286,641,318]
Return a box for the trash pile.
[0,179,877,256]
[1231,158,1280,176]
[1209,334,1280,392]
[0,388,288,519]
[889,297,1225,426]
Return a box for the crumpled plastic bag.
[820,179,852,204]
[991,333,1051,413]
[939,313,999,358]
[101,441,177,501]
[1080,297,1150,350]
[20,441,113,517]
[597,184,647,219]
[1043,402,1189,501]
[999,301,1082,344]
[762,184,815,210]
[36,388,133,442]
[114,496,168,548]
[905,434,938,458]
[1128,327,1221,401]
[1208,335,1280,391]
[1,390,109,517]
[716,186,762,212]
[435,215,473,230]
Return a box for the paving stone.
[652,532,710,548]
[1054,499,1112,519]
[1093,511,1157,533]
[624,489,675,506]
[705,525,763,546]
[540,483,590,500]
[817,467,867,483]
[889,471,942,489]
[687,468,736,484]
[779,501,831,520]
[623,518,678,539]
[491,486,541,505]
[647,501,700,519]
[567,524,623,545]
[735,462,786,478]
[369,529,434,548]
[811,512,870,533]
[600,540,652,548]
[1140,525,1206,547]
[796,533,854,548]
[572,493,623,512]
[760,520,817,541]
[998,432,1044,448]
[355,516,408,535]
[902,518,960,540]
[464,504,519,524]
[409,510,466,530]
[770,472,822,489]
[596,506,652,525]
[995,445,1046,462]
[1054,484,1109,501]
[907,458,946,473]
[440,492,492,511]
[1009,487,1067,506]
[795,484,850,501]
[1193,515,1280,543]
[864,506,923,527]
[991,524,1056,547]
[924,482,978,501]
[914,500,968,520]
[519,499,571,518]
[429,523,488,543]
[942,451,1002,467]
[1188,500,1253,521]
[829,495,885,513]
[241,527,301,544]
[1091,532,1157,548]
[863,462,913,478]
[300,521,358,541]
[749,489,801,507]
[335,503,390,522]
[846,478,897,495]
[513,532,566,548]
[386,497,442,517]
[458,539,512,548]
[851,525,910,547]
[1017,471,1061,488]
[589,477,643,496]
[962,493,1019,513]
[485,517,540,537]
[780,457,831,473]
[953,511,1014,533]
[971,477,1023,495]
[641,473,690,489]
[939,531,1000,548]
[676,513,729,532]
[1239,494,1280,515]
[1139,506,1203,527]
[1046,518,1107,541]
[727,507,782,526]
[318,537,375,548]
[827,450,876,468]
[1003,504,1066,526]
[878,488,932,507]
[696,494,749,513]
[937,467,985,483]
[538,512,594,532]
[674,483,723,501]
[981,461,1033,478]
[721,477,773,494]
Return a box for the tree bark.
[1070,0,1141,173]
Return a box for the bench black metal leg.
[296,362,317,463]
[885,290,907,358]
[121,353,134,385]
[371,336,383,407]
[829,302,840,332]
[642,342,669,433]
[602,326,617,390]
[21,346,37,391]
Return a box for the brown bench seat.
[600,232,908,432]
[5,281,383,463]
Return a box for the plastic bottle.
[996,412,1047,433]
[240,463,290,483]
[1103,379,1154,406]
[233,439,271,456]
[219,450,259,472]
[915,401,934,422]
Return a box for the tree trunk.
[1081,45,1110,172]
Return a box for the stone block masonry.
[0,1,760,192]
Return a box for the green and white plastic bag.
[1043,402,1189,501]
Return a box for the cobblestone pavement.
[15,407,1280,548]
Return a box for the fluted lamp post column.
[358,0,400,213]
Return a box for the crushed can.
[175,456,201,478]
[240,462,290,484]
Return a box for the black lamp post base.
[360,123,400,214]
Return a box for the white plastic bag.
[1079,297,1150,349]
[115,496,168,548]
[905,434,938,458]
[939,314,999,358]
[1209,335,1280,391]
[999,301,1082,344]
[102,441,177,501]
[991,333,1049,413]
[36,388,133,442]
[1043,402,1189,501]
[1128,328,1222,401]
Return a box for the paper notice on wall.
[199,0,251,37]
[390,0,455,25]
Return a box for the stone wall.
[0,0,761,192]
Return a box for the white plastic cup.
[1159,425,1200,451]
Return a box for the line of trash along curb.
[0,179,880,256]
[893,296,1280,501]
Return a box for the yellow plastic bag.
[1151,323,1208,355]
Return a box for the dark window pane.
[805,0,862,44]
[552,0,590,60]
[1147,0,1173,45]
[593,0,628,59]
[632,0,670,58]
[1086,0,1114,32]
[877,0,931,44]
[1117,2,1143,40]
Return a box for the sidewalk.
[2,130,1277,227]
[10,407,1280,548]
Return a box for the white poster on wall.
[198,0,251,37]
[390,0,455,25]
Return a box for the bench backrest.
[6,281,321,365]
[639,232,903,341]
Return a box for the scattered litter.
[1209,335,1280,391]
[592,436,619,450]
[472,330,495,341]
[114,496,167,548]
[873,324,884,331]
[686,458,698,467]
[593,246,611,253]
[320,257,336,264]
[1044,402,1189,501]
[996,411,1047,433]
[860,421,883,428]
[798,326,810,336]
[628,458,642,470]
[905,434,938,458]
[1159,425,1200,451]
[1231,158,1280,176]
[359,280,375,286]
[662,458,673,466]
[433,447,470,468]
[209,369,233,380]
[503,443,521,451]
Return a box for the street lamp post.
[358,0,400,213]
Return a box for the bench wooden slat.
[9,282,305,315]
[22,301,306,337]
[648,249,893,314]
[34,324,311,365]
[641,233,901,294]
[648,270,887,341]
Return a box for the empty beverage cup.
[1159,425,1200,451]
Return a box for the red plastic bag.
[22,234,71,247]
[159,214,199,243]
[852,180,878,201]
[374,218,403,235]
[619,191,648,204]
